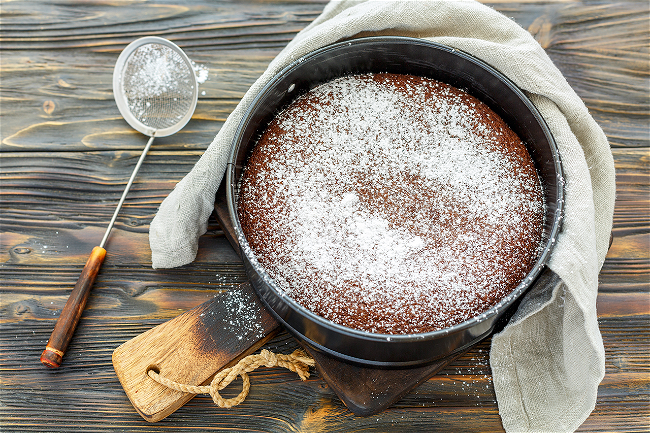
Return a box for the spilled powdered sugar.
[238,73,545,334]
[219,289,265,341]
[192,61,210,84]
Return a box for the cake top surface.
[238,73,544,334]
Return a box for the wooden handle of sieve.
[41,246,107,368]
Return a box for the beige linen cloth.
[149,1,616,431]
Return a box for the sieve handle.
[41,135,155,368]
[41,246,107,368]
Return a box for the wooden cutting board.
[112,281,280,422]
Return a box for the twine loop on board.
[147,349,315,408]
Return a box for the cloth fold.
[149,1,615,431]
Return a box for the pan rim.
[226,36,564,355]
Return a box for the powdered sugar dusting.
[239,73,545,334]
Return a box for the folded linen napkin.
[149,1,616,431]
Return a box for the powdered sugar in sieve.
[113,36,198,138]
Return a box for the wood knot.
[43,100,56,115]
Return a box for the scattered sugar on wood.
[220,289,265,341]
[192,61,210,84]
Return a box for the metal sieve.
[41,36,199,368]
[113,36,198,137]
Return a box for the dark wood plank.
[535,2,650,148]
[1,2,647,151]
[599,148,649,292]
[2,147,646,289]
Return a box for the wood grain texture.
[1,0,648,431]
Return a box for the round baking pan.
[226,36,564,367]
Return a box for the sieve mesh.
[121,43,196,131]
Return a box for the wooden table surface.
[1,1,648,431]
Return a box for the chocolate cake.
[237,73,545,335]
